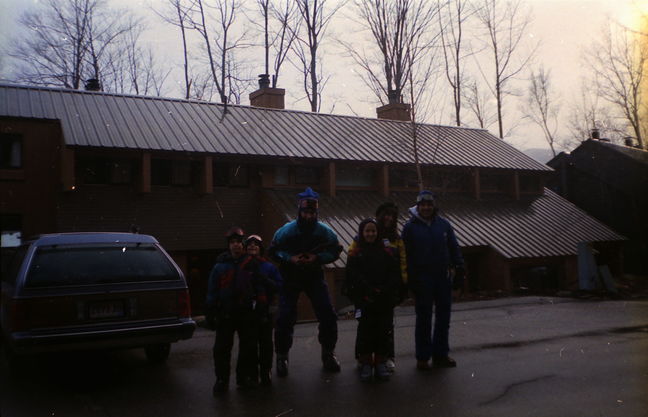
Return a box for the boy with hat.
[269,187,343,376]
[402,191,465,369]
[206,227,261,395]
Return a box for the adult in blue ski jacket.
[269,187,342,377]
[402,190,465,369]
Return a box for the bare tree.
[253,0,299,88]
[292,0,346,112]
[155,0,194,99]
[462,79,497,129]
[522,66,560,157]
[11,0,138,90]
[344,0,440,106]
[438,0,475,126]
[474,0,537,138]
[566,80,627,149]
[189,0,251,104]
[586,20,647,149]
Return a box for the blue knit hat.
[297,187,319,210]
[416,190,435,204]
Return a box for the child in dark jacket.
[243,235,282,386]
[344,218,401,381]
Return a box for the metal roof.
[0,83,551,171]
[265,189,625,267]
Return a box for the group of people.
[205,187,465,395]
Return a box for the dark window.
[25,243,181,287]
[110,160,133,184]
[389,167,418,188]
[151,159,173,186]
[426,170,469,192]
[520,175,541,192]
[229,164,248,187]
[336,165,375,187]
[274,166,290,185]
[1,214,22,248]
[78,157,132,184]
[213,162,249,187]
[0,134,22,169]
[295,167,320,185]
[481,172,509,192]
[78,157,111,184]
[172,160,192,185]
[213,163,228,186]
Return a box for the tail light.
[8,298,31,332]
[177,289,192,318]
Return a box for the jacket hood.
[408,205,438,225]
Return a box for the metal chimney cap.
[590,128,600,140]
[84,78,101,91]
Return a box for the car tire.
[145,343,171,363]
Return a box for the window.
[172,160,192,185]
[274,166,290,185]
[389,167,418,188]
[0,134,22,169]
[520,175,541,193]
[151,159,172,186]
[110,160,133,184]
[336,165,375,187]
[426,170,469,192]
[481,172,509,193]
[229,164,248,187]
[213,162,249,187]
[78,157,133,184]
[0,214,21,248]
[295,167,320,185]
[213,163,228,186]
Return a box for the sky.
[1,0,647,161]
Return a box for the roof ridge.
[588,138,648,154]
[0,82,489,132]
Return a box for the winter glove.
[452,265,466,290]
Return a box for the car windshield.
[25,243,180,287]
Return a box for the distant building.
[547,137,648,274]
[0,83,624,316]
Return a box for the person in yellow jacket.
[348,202,407,372]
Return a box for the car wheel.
[145,343,171,363]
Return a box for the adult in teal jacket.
[402,190,465,369]
[269,187,342,377]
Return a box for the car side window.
[1,244,28,285]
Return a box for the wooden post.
[200,156,213,194]
[473,167,481,200]
[325,161,336,197]
[140,152,151,193]
[378,164,389,197]
[513,171,520,200]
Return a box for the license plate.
[88,300,125,319]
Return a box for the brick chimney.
[376,89,410,121]
[249,74,285,109]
